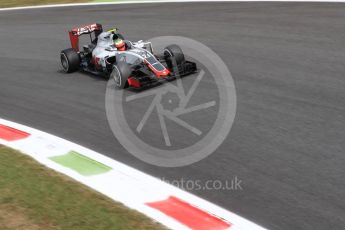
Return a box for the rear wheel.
[60,48,80,73]
[164,44,185,69]
[111,62,131,89]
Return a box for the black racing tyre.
[60,48,80,73]
[164,44,185,68]
[111,62,131,89]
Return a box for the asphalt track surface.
[1,2,345,229]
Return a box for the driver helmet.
[114,38,125,51]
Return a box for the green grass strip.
[0,0,87,8]
[92,0,119,2]
[49,151,112,176]
[0,145,165,230]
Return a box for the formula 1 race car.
[60,23,197,89]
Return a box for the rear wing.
[68,23,103,51]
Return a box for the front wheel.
[60,48,80,73]
[164,44,185,69]
[111,62,131,89]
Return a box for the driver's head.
[114,38,125,51]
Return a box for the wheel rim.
[164,49,173,58]
[112,66,121,87]
[60,53,69,72]
[164,49,174,68]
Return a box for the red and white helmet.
[114,39,125,51]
